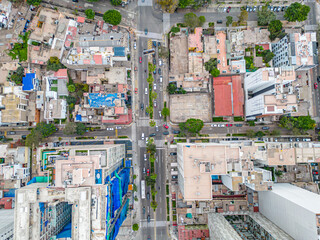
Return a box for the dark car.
[153,69,156,74]
[149,133,156,137]
[170,152,177,156]
[7,131,16,135]
[317,76,320,83]
[158,68,161,75]
[21,135,27,140]
[141,103,144,111]
[262,126,270,130]
[163,131,169,135]
[0,136,5,139]
[153,58,156,65]
[311,163,319,166]
[158,42,161,47]
[147,215,150,222]
[72,0,78,2]
[144,28,148,35]
[145,110,149,116]
[235,124,243,127]
[172,175,178,179]
[173,130,180,134]
[147,192,150,199]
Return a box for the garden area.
[7,31,30,62]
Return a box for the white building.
[259,183,320,240]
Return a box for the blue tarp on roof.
[76,114,82,121]
[113,47,125,57]
[88,93,118,108]
[22,73,35,91]
[56,222,72,238]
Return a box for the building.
[272,33,318,69]
[244,67,299,120]
[0,209,14,240]
[259,183,320,240]
[208,212,293,240]
[213,75,244,117]
[44,99,67,121]
[15,144,130,240]
[177,143,273,201]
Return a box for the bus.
[141,180,145,199]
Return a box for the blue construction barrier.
[109,199,129,240]
[3,189,16,197]
[56,222,72,238]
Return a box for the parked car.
[163,131,169,135]
[144,28,148,35]
[262,126,270,130]
[277,6,281,12]
[311,163,319,166]
[163,124,169,129]
[116,126,122,129]
[147,192,150,200]
[223,7,227,12]
[141,103,144,111]
[158,68,161,75]
[143,167,146,173]
[153,101,157,108]
[153,84,156,90]
[153,58,156,65]
[145,137,149,144]
[153,69,156,74]
[156,126,159,132]
[159,111,162,118]
[139,57,142,63]
[253,6,256,12]
[142,133,144,140]
[227,6,231,13]
[147,215,150,222]
[159,59,162,66]
[173,130,180,134]
[149,133,156,137]
[317,76,320,83]
[147,169,150,176]
[172,175,178,179]
[170,152,177,156]
[217,20,223,24]
[159,76,163,83]
[145,88,148,94]
[0,136,5,139]
[313,171,319,175]
[144,154,147,161]
[235,124,243,127]
[315,83,318,89]
[7,131,16,135]
[226,124,233,127]
[133,41,136,50]
[211,124,218,127]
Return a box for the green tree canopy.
[47,57,65,72]
[284,2,310,22]
[184,13,199,28]
[246,129,255,138]
[179,0,194,8]
[10,66,25,85]
[149,120,156,127]
[68,84,76,93]
[25,130,43,148]
[238,10,248,24]
[279,116,315,133]
[132,224,139,231]
[167,83,177,94]
[262,50,275,63]
[26,123,56,148]
[111,0,122,5]
[205,58,217,72]
[27,0,41,6]
[255,131,265,138]
[199,16,206,26]
[35,122,56,138]
[179,118,204,134]
[151,200,158,211]
[226,16,233,27]
[85,9,95,19]
[268,20,283,41]
[257,6,276,26]
[210,68,220,77]
[270,129,280,136]
[161,107,170,118]
[63,122,77,135]
[103,10,122,26]
[76,123,87,135]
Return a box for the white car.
[159,59,162,66]
[154,101,157,108]
[109,127,114,130]
[220,124,225,127]
[159,111,162,118]
[211,124,217,127]
[144,154,147,161]
[156,126,159,131]
[159,76,163,83]
[116,126,122,129]
[142,133,145,140]
[133,42,136,50]
[153,84,156,90]
[146,137,149,144]
[145,88,148,94]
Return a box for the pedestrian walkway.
[147,39,152,49]
[136,31,163,39]
[163,13,171,34]
[138,0,153,6]
[141,221,168,228]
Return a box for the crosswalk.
[147,39,152,50]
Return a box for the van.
[217,20,223,24]
[142,133,145,140]
[145,88,148,94]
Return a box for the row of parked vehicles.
[246,5,288,12]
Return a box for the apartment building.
[272,32,318,69]
[259,183,320,240]
[244,67,299,119]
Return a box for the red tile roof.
[54,69,68,78]
[93,55,102,64]
[77,17,85,23]
[258,43,270,50]
[213,75,244,117]
[178,226,210,240]
[83,59,91,64]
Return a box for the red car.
[227,6,231,13]
[226,124,233,127]
[314,83,318,89]
[313,171,318,175]
[139,57,142,63]
[147,169,150,176]
[134,88,138,94]
[163,124,169,129]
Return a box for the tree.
[103,10,122,26]
[159,46,169,59]
[47,57,65,72]
[35,122,56,138]
[167,83,177,94]
[284,2,310,22]
[147,142,156,154]
[161,107,170,118]
[262,50,275,63]
[151,92,157,100]
[270,129,280,136]
[85,9,95,19]
[257,6,276,26]
[238,10,248,24]
[184,13,199,28]
[27,0,41,6]
[76,123,87,135]
[132,223,139,231]
[145,176,156,186]
[179,0,194,8]
[246,129,256,138]
[63,122,77,135]
[66,96,77,105]
[179,118,204,134]
[210,68,220,77]
[279,116,315,131]
[68,84,76,93]
[133,184,137,192]
[151,200,158,211]
[149,120,156,127]
[149,156,155,163]
[205,58,217,72]
[111,0,122,5]
[25,130,42,148]
[157,0,179,13]
[268,20,283,41]
[199,16,206,26]
[226,16,233,27]
[255,131,265,138]
[150,173,157,180]
[148,63,156,73]
[146,106,153,116]
[82,84,89,92]
[275,170,283,177]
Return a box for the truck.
[141,180,145,199]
